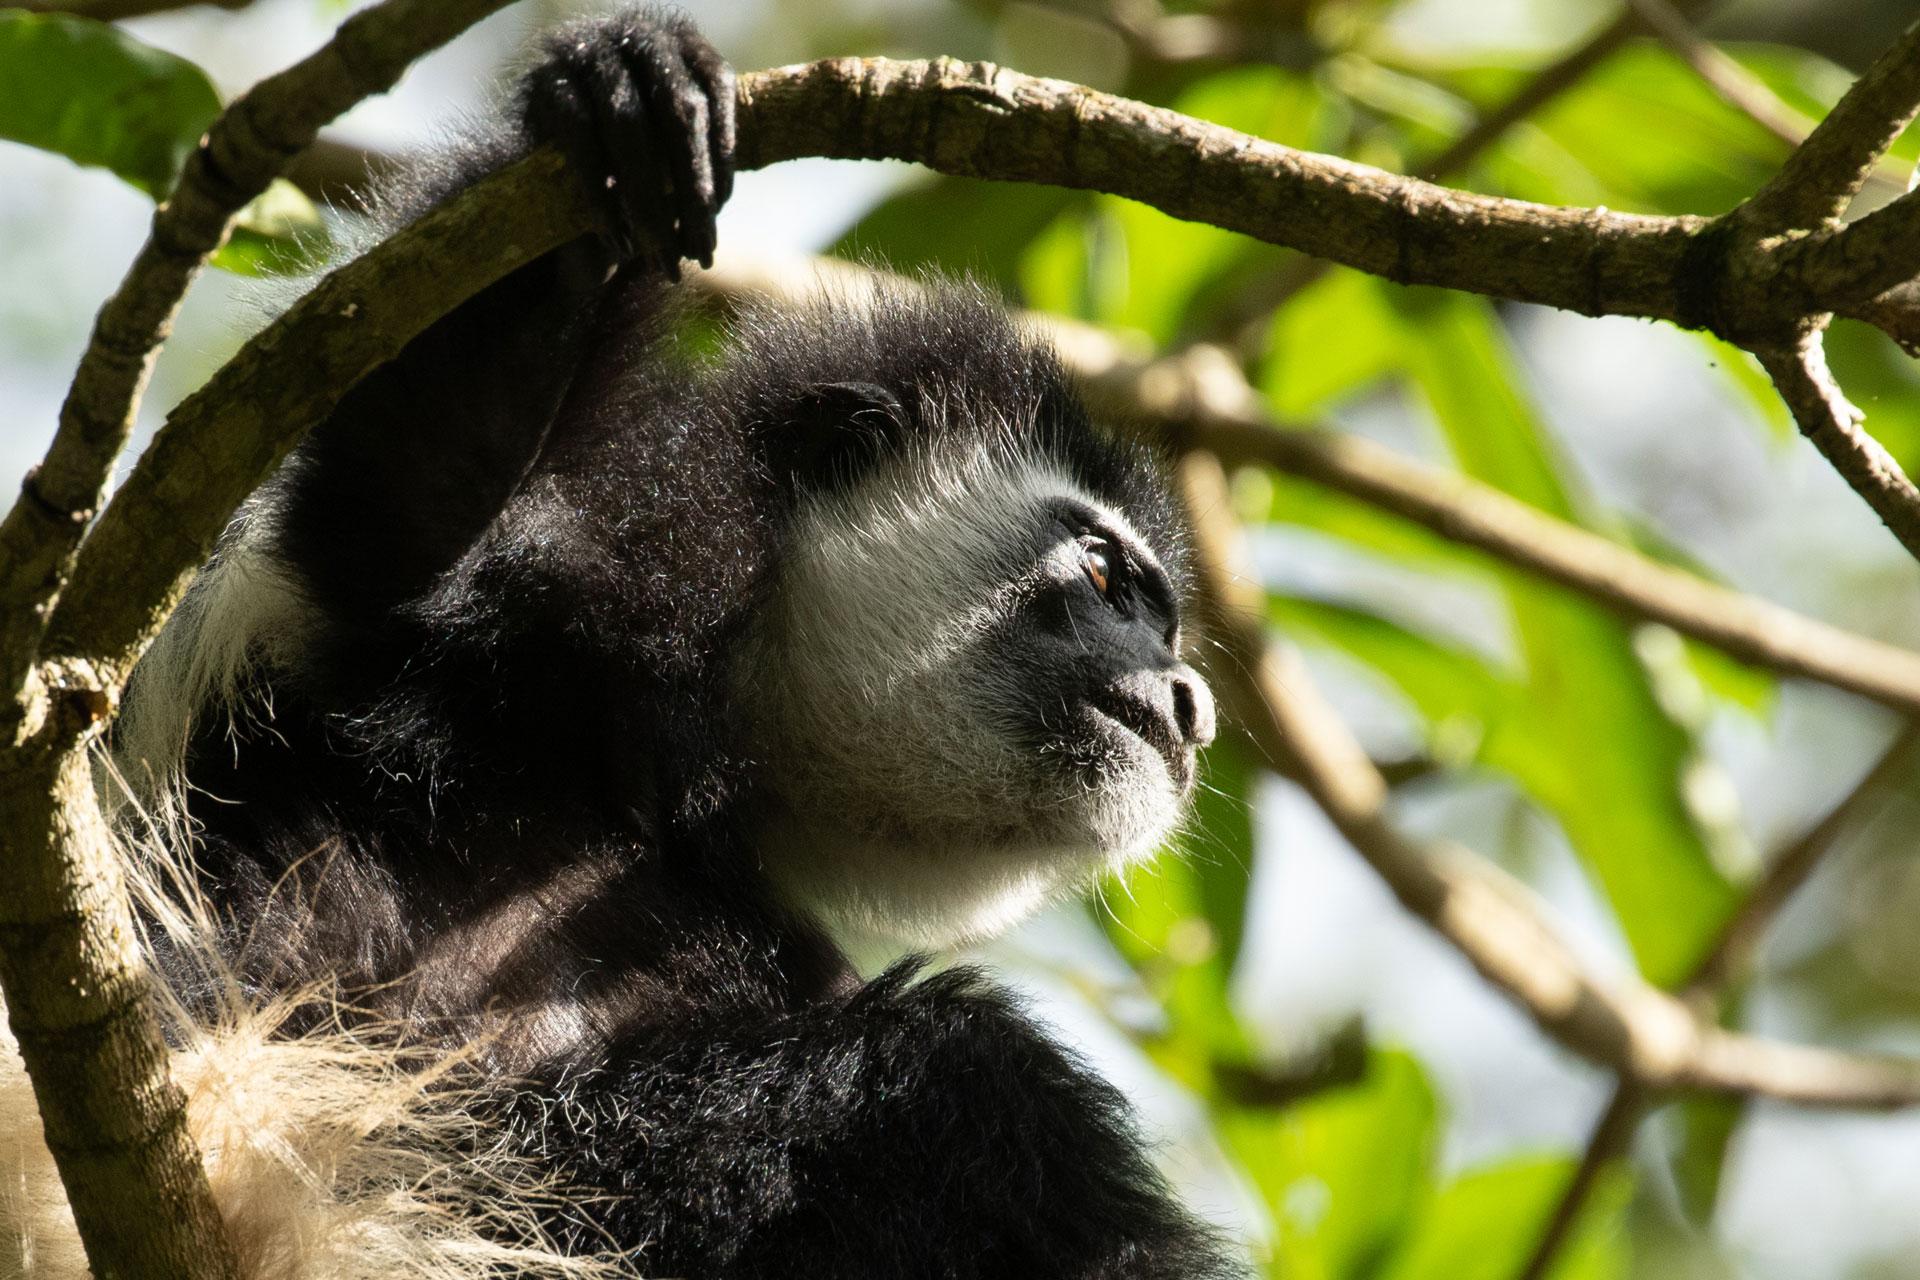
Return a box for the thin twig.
[1515,1083,1649,1280]
[1689,723,1920,995]
[1631,0,1806,144]
[1631,0,1909,196]
[1741,17,1920,230]
[1757,338,1920,562]
[1417,1,1713,181]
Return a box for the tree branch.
[1180,452,1920,1107]
[1794,186,1920,311]
[1743,17,1920,230]
[1688,722,1920,995]
[730,58,1920,492]
[1632,0,1809,149]
[1091,340,1920,715]
[1757,338,1920,561]
[735,58,1717,325]
[45,152,593,682]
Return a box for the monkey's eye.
[1083,541,1114,597]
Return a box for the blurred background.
[6,0,1920,1276]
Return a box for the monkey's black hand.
[520,8,735,279]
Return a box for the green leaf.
[1262,267,1407,417]
[832,175,1079,295]
[1438,42,1793,215]
[1268,593,1527,771]
[1378,1155,1631,1280]
[211,178,333,277]
[1223,1050,1437,1280]
[1394,290,1734,985]
[0,11,221,197]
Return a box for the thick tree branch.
[46,152,593,682]
[735,58,1715,326]
[1796,188,1920,310]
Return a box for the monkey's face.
[737,442,1215,949]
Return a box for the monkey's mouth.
[1086,690,1194,794]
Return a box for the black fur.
[144,9,1239,1277]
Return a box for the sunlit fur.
[1,798,622,1280]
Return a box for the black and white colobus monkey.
[122,9,1237,1277]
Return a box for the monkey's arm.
[272,10,734,629]
[517,965,1248,1280]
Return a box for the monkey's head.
[729,283,1216,950]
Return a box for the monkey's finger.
[684,43,736,214]
[589,40,680,274]
[626,41,714,270]
[668,83,717,267]
[522,57,632,253]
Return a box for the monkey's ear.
[776,381,908,488]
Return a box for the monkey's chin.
[759,758,1184,954]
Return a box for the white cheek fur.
[739,441,1188,951]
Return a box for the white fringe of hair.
[1,775,633,1280]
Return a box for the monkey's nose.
[1171,670,1216,748]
